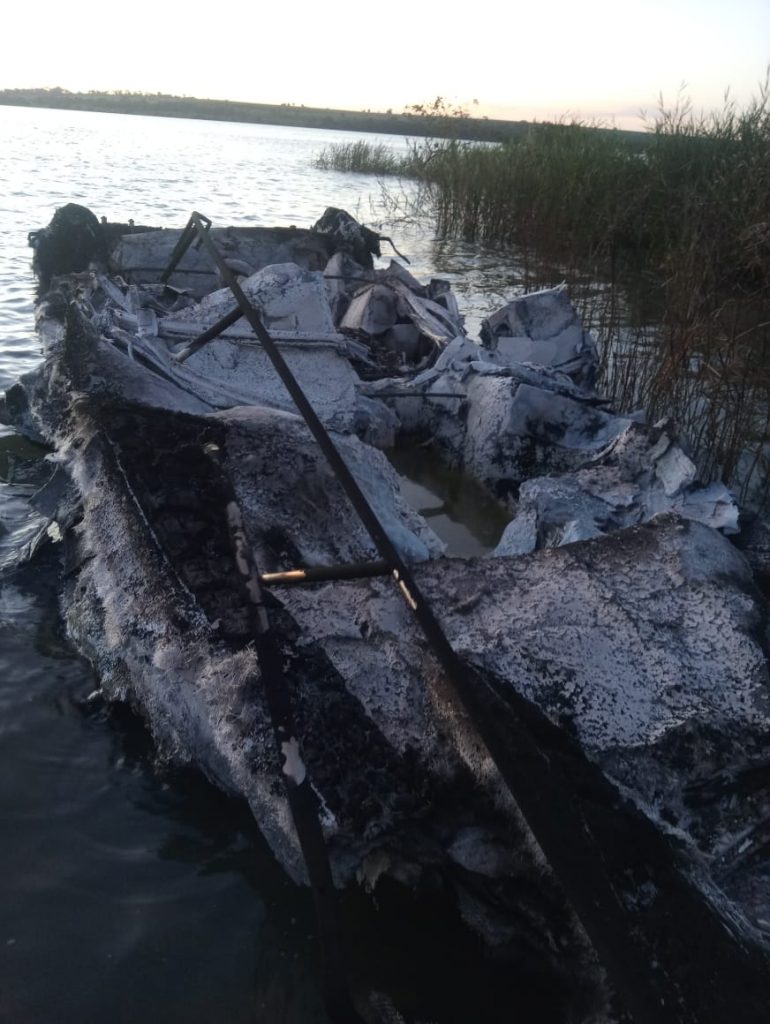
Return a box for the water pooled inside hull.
[386,443,511,556]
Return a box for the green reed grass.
[316,85,770,509]
[314,141,406,175]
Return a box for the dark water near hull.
[0,108,547,1023]
[388,446,511,556]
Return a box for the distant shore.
[0,88,647,145]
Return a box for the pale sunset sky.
[3,0,768,128]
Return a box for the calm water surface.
[0,108,545,1023]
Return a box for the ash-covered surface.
[6,203,770,1021]
[42,396,607,1016]
[35,393,770,1019]
[366,287,738,545]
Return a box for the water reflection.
[0,557,314,1023]
[0,429,52,574]
[388,444,512,556]
[0,548,573,1024]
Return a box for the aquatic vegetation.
[314,140,406,175]
[316,83,770,509]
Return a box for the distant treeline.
[0,88,647,145]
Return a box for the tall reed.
[317,86,770,509]
[314,141,406,175]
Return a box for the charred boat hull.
[6,205,770,1021]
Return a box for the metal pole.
[261,560,390,587]
[174,305,244,363]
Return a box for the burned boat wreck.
[5,203,770,1022]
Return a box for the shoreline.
[0,88,648,145]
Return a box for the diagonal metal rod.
[174,305,244,363]
[159,212,211,286]
[163,212,770,1024]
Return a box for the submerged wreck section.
[6,203,770,1021]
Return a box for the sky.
[3,0,768,128]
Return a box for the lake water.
[0,108,555,1023]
